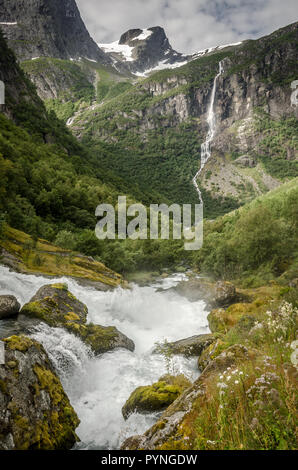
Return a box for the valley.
[0,0,297,453]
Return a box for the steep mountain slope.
[0,0,134,122]
[69,22,298,217]
[0,30,163,244]
[0,0,110,63]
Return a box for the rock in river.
[0,295,20,319]
[0,335,79,450]
[154,334,216,357]
[20,283,135,355]
[122,374,191,419]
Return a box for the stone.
[122,374,191,420]
[171,278,237,308]
[154,334,216,358]
[0,335,79,450]
[20,283,135,355]
[0,295,20,319]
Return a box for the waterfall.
[193,60,224,203]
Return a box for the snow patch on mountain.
[135,29,153,41]
[134,59,188,77]
[98,40,134,62]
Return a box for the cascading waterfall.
[0,266,209,449]
[193,60,224,202]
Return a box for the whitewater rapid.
[0,266,209,449]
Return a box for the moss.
[51,283,68,291]
[0,225,122,288]
[33,364,65,407]
[64,312,80,322]
[76,324,118,354]
[122,375,191,419]
[20,300,54,325]
[4,335,35,352]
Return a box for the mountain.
[0,28,169,266]
[0,0,110,64]
[69,22,298,216]
[99,26,190,76]
[99,26,245,77]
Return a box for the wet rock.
[122,375,191,420]
[154,334,216,358]
[0,295,20,319]
[171,278,237,308]
[20,283,135,354]
[0,335,79,450]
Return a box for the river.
[0,266,209,449]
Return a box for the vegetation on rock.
[122,374,191,419]
[0,335,79,450]
[20,284,135,354]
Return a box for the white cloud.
[76,0,297,53]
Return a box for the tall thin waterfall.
[193,60,224,203]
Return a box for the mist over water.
[0,266,209,449]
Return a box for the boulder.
[20,283,134,354]
[0,295,20,319]
[122,374,191,420]
[0,335,79,450]
[214,281,236,307]
[207,302,255,334]
[172,278,237,308]
[154,334,216,357]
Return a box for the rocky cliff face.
[99,26,190,75]
[0,0,110,63]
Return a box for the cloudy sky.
[76,0,297,53]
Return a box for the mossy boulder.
[207,302,249,333]
[20,283,87,327]
[20,283,134,354]
[154,334,216,357]
[0,335,79,450]
[0,295,20,319]
[122,374,191,419]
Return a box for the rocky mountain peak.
[100,26,189,76]
[0,0,111,64]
